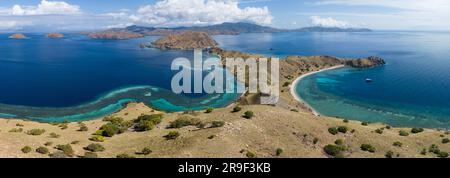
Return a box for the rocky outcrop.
[87,31,144,40]
[47,33,64,38]
[9,34,27,39]
[344,56,386,68]
[150,31,219,50]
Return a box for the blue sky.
[1,0,449,31]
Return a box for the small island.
[344,56,386,68]
[88,31,144,40]
[9,34,27,39]
[150,31,219,50]
[47,33,64,38]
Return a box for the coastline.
[290,65,345,116]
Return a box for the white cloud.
[127,0,273,27]
[6,0,81,16]
[310,16,350,28]
[0,20,30,30]
[311,0,450,30]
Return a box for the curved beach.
[290,65,345,116]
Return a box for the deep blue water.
[215,31,450,129]
[0,34,241,122]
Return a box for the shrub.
[9,128,23,133]
[116,154,135,158]
[343,119,349,123]
[437,151,449,158]
[290,109,299,112]
[232,106,242,113]
[328,127,338,135]
[208,135,215,139]
[84,143,105,152]
[420,148,427,155]
[21,146,32,153]
[165,131,180,140]
[26,129,46,136]
[59,124,68,130]
[169,116,201,129]
[49,132,60,138]
[92,130,104,136]
[56,144,75,157]
[211,121,225,128]
[335,139,344,145]
[134,114,163,125]
[101,123,121,137]
[337,126,348,133]
[205,108,214,113]
[360,144,376,153]
[83,152,98,158]
[44,142,53,146]
[276,148,283,156]
[243,111,254,119]
[140,147,153,155]
[385,151,394,158]
[89,135,105,142]
[16,123,24,127]
[78,125,88,132]
[442,138,449,144]
[134,114,163,132]
[103,117,124,123]
[49,151,67,158]
[375,129,383,134]
[246,151,257,158]
[313,138,319,144]
[71,141,80,145]
[36,147,49,154]
[393,141,403,147]
[324,145,346,158]
[385,125,392,129]
[411,128,424,134]
[399,130,409,136]
[361,122,369,126]
[429,144,440,154]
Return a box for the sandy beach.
[290,65,345,116]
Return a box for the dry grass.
[1,103,448,158]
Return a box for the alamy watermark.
[171,49,280,105]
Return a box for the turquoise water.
[0,34,242,122]
[215,31,450,129]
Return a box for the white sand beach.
[290,65,345,116]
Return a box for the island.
[149,31,219,50]
[47,33,64,38]
[9,33,27,39]
[344,56,386,68]
[87,31,144,40]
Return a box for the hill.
[86,22,372,39]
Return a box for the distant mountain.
[87,22,372,39]
[293,26,372,32]
[176,22,284,35]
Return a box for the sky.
[0,0,449,32]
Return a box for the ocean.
[0,33,241,122]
